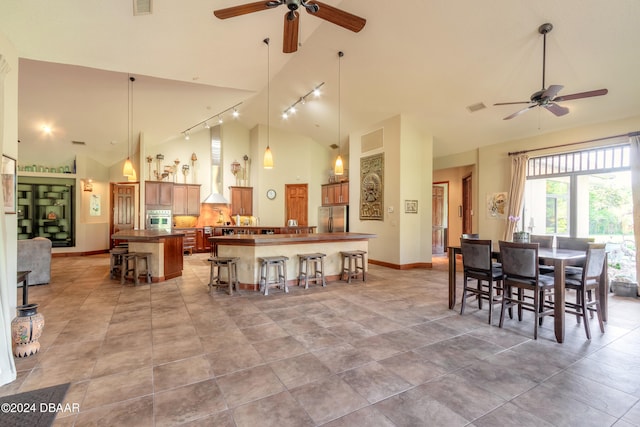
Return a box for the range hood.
[202,125,229,204]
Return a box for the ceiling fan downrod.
[539,22,553,90]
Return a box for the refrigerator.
[318,206,348,233]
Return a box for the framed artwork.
[486,192,507,219]
[359,153,384,221]
[2,154,16,214]
[405,199,418,214]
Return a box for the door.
[462,174,473,235]
[285,183,308,226]
[432,183,446,254]
[111,183,137,249]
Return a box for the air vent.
[134,0,152,15]
[467,102,487,113]
[71,140,86,145]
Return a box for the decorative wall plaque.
[359,153,384,221]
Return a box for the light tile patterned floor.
[2,253,640,426]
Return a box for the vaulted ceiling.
[2,0,639,166]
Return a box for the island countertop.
[209,232,376,246]
[111,229,186,242]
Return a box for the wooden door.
[462,174,473,235]
[432,184,445,254]
[285,184,308,226]
[111,183,136,248]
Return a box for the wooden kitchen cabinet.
[145,181,173,208]
[196,228,212,253]
[173,184,201,216]
[321,181,349,206]
[229,186,253,216]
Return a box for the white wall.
[349,114,433,267]
[0,30,18,386]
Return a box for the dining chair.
[498,241,555,339]
[564,243,607,339]
[530,234,555,274]
[556,236,595,274]
[459,238,503,324]
[461,233,480,239]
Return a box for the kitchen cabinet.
[196,228,212,253]
[17,179,75,247]
[229,186,253,216]
[176,228,196,255]
[173,184,201,216]
[321,181,349,206]
[145,181,173,208]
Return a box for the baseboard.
[368,259,432,270]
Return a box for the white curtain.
[0,55,16,386]
[503,154,529,241]
[629,135,640,285]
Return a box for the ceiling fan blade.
[554,88,608,102]
[503,104,537,120]
[306,1,366,32]
[542,84,563,99]
[283,11,300,53]
[494,101,532,106]
[214,2,273,19]
[544,102,569,117]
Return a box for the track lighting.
[181,102,242,137]
[281,82,325,119]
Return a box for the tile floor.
[2,253,640,426]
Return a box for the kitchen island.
[209,232,375,289]
[111,229,185,282]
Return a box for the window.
[522,143,635,282]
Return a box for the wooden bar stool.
[121,252,152,285]
[208,256,240,295]
[297,253,326,289]
[340,250,367,283]
[109,247,128,280]
[258,256,289,296]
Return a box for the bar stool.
[297,253,326,289]
[258,256,289,296]
[340,250,367,283]
[109,247,128,280]
[121,252,152,285]
[208,256,240,295]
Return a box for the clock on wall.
[266,189,276,200]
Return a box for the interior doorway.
[432,182,448,254]
[110,183,138,248]
[462,174,473,235]
[284,183,308,227]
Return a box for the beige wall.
[0,30,18,386]
[433,164,475,248]
[435,115,640,243]
[349,114,433,267]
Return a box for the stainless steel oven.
[146,209,172,231]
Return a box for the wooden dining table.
[447,245,608,343]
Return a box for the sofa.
[17,237,52,285]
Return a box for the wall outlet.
[388,206,394,213]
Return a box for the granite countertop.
[111,229,186,240]
[209,232,376,245]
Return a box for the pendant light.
[122,75,136,177]
[334,51,344,175]
[263,37,274,169]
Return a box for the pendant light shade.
[123,75,136,178]
[334,155,344,175]
[334,51,344,175]
[263,37,273,169]
[263,146,273,169]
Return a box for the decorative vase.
[512,231,530,243]
[11,304,45,358]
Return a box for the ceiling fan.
[213,0,366,53]
[494,23,608,120]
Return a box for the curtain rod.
[508,131,640,156]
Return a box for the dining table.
[447,245,608,343]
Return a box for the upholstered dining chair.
[530,235,555,274]
[498,241,555,339]
[556,236,595,275]
[564,243,607,339]
[459,238,503,324]
[461,233,480,239]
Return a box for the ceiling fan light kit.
[494,23,608,120]
[214,0,366,53]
